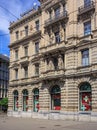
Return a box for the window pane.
[84,21,91,35]
[55,8,60,17]
[24,46,28,56]
[51,86,61,110]
[55,32,61,43]
[33,89,39,112]
[35,20,39,31]
[25,26,28,36]
[35,42,39,53]
[82,50,89,66]
[24,66,28,78]
[79,83,92,111]
[15,50,18,60]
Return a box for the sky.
[0,0,40,56]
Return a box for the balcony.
[40,69,65,81]
[78,1,95,20]
[20,56,29,65]
[44,11,68,27]
[41,40,66,55]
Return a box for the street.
[0,113,97,130]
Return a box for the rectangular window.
[35,64,39,76]
[84,0,91,7]
[84,21,91,35]
[53,57,58,70]
[35,42,39,53]
[24,46,28,56]
[15,69,18,80]
[49,11,52,19]
[55,7,60,18]
[35,20,39,31]
[15,50,18,60]
[24,66,28,78]
[55,32,61,43]
[25,26,28,36]
[81,49,89,66]
[16,31,19,40]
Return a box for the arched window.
[79,82,92,111]
[13,90,18,111]
[51,85,61,110]
[33,88,39,112]
[22,89,28,111]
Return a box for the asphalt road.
[0,113,97,130]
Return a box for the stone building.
[8,0,97,121]
[0,54,9,99]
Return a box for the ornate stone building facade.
[8,0,97,121]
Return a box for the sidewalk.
[0,115,97,130]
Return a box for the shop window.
[13,90,18,111]
[79,82,92,111]
[51,85,61,110]
[22,89,28,111]
[15,50,18,60]
[33,88,39,112]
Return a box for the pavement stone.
[0,113,97,130]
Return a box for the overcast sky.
[0,0,40,56]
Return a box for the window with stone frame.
[84,0,91,7]
[35,42,39,54]
[15,68,18,80]
[53,57,58,70]
[79,82,92,111]
[25,26,28,36]
[35,20,40,31]
[81,49,89,66]
[51,85,61,110]
[24,66,28,78]
[13,90,18,111]
[24,46,28,56]
[16,31,19,40]
[15,50,18,60]
[84,21,91,35]
[54,7,60,18]
[33,88,39,112]
[55,32,61,43]
[35,64,39,76]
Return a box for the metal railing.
[45,11,68,26]
[78,1,95,14]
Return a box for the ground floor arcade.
[8,76,97,121]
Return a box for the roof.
[0,54,9,62]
